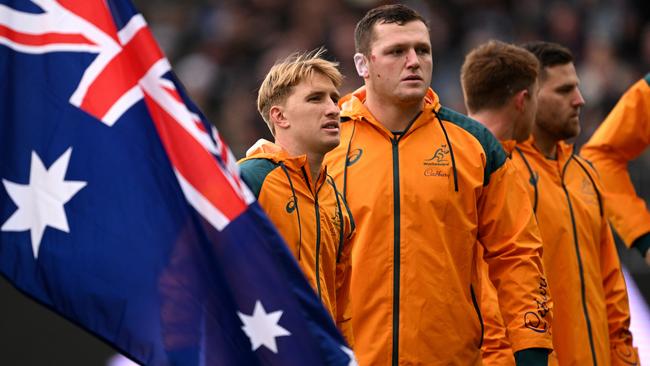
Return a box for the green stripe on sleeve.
[238,159,279,198]
[438,107,507,185]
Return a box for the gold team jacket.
[324,88,553,365]
[478,140,521,366]
[582,74,650,255]
[512,138,638,365]
[238,140,355,344]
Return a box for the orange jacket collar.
[245,139,327,185]
[518,136,574,163]
[339,87,442,138]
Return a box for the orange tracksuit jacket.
[238,140,355,344]
[582,74,650,255]
[478,140,522,366]
[512,138,638,365]
[324,87,553,365]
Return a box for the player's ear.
[514,89,527,111]
[270,105,290,130]
[354,53,369,78]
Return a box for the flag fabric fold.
[0,0,354,365]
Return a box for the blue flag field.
[0,0,355,365]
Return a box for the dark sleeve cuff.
[633,232,650,257]
[515,348,549,366]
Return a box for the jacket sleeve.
[478,159,554,353]
[477,245,515,366]
[238,158,278,199]
[335,202,355,347]
[581,76,650,249]
[597,213,640,365]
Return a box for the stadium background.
[1,0,649,364]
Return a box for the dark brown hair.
[521,41,574,80]
[354,4,428,55]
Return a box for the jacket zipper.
[387,112,420,366]
[560,158,598,366]
[391,137,401,366]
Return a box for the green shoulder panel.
[238,159,279,198]
[644,73,650,86]
[438,107,507,186]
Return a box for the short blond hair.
[257,48,342,135]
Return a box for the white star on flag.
[1,148,86,259]
[341,345,358,366]
[237,300,291,353]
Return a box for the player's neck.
[305,153,324,189]
[365,94,424,133]
[532,127,558,159]
[279,140,324,190]
[469,110,514,142]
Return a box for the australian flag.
[0,0,355,365]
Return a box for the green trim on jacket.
[439,106,507,185]
[239,159,279,198]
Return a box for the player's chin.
[563,125,581,140]
[396,88,427,103]
[320,136,341,153]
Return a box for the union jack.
[0,0,252,231]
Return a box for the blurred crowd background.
[133,0,650,274]
[133,0,650,156]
